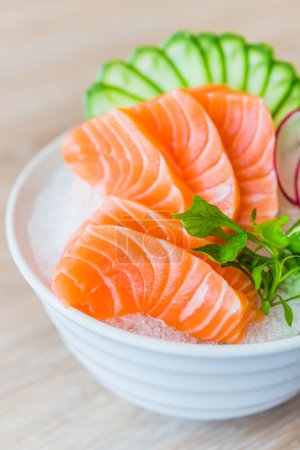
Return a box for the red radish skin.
[275,109,300,207]
[295,159,300,205]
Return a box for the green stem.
[261,246,281,305]
[287,219,300,235]
[281,255,300,265]
[272,294,300,306]
[246,231,275,256]
[280,266,300,283]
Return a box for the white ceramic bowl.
[6,137,300,421]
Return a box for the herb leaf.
[255,215,290,248]
[173,195,243,237]
[193,233,247,264]
[252,264,266,291]
[261,301,271,316]
[289,232,300,254]
[175,195,300,325]
[282,301,294,327]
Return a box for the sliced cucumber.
[85,83,143,118]
[84,30,300,122]
[245,43,273,96]
[163,31,211,87]
[97,61,162,100]
[262,61,297,113]
[130,46,187,91]
[196,32,225,84]
[274,79,300,127]
[218,33,247,90]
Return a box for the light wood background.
[2,1,300,449]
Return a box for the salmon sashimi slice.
[66,195,209,250]
[128,89,239,218]
[210,264,261,318]
[188,86,278,226]
[64,195,260,313]
[52,225,258,344]
[62,109,193,214]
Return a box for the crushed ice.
[28,166,300,344]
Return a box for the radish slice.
[275,109,300,207]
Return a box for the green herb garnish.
[174,195,300,326]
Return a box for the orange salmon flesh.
[54,86,278,342]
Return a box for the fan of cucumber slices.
[85,31,300,127]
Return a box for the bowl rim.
[5,134,300,358]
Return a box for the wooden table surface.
[2,1,300,448]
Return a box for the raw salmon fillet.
[62,109,193,215]
[188,85,278,225]
[63,87,277,225]
[61,196,260,325]
[212,265,259,314]
[63,91,240,218]
[128,89,239,218]
[66,195,208,250]
[52,225,257,344]
[57,86,276,338]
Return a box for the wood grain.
[2,1,300,448]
